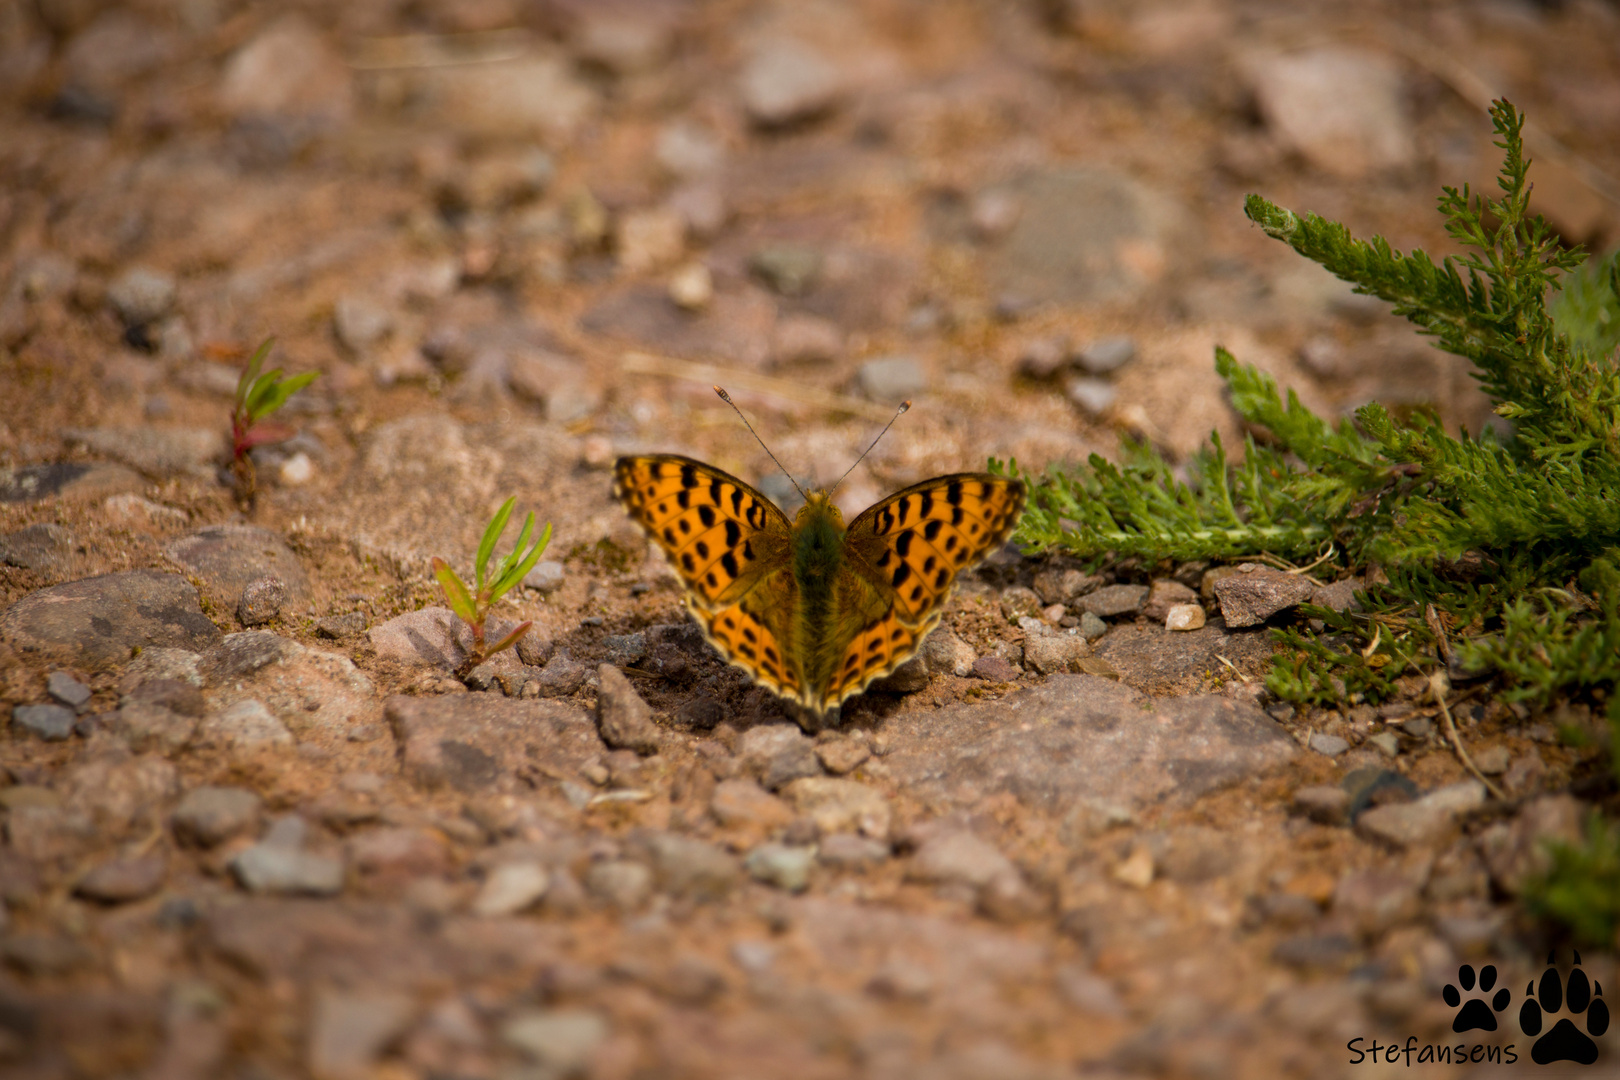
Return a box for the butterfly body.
[613,454,1025,727]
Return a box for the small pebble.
[1308,732,1349,757]
[108,266,176,325]
[237,576,289,626]
[1064,376,1116,415]
[1400,716,1434,739]
[668,262,713,310]
[524,560,567,593]
[46,671,92,711]
[315,612,367,638]
[1078,611,1108,640]
[11,703,75,741]
[472,862,551,917]
[74,855,167,904]
[1075,336,1137,374]
[1165,603,1205,631]
[279,452,314,486]
[1113,847,1155,889]
[1368,732,1401,758]
[744,843,816,892]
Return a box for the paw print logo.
[1519,950,1609,1066]
[1442,964,1512,1031]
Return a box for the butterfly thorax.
[791,493,847,583]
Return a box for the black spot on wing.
[895,529,913,557]
[677,489,691,510]
[891,562,911,588]
[946,480,963,506]
[680,463,697,488]
[696,540,710,559]
[698,504,716,528]
[923,519,942,541]
[724,519,741,547]
[721,551,740,579]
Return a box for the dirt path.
[2,3,1617,1077]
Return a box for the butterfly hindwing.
[688,579,805,702]
[844,473,1026,626]
[613,455,792,609]
[823,609,941,707]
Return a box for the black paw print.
[1519,950,1609,1066]
[1443,964,1511,1032]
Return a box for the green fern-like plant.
[997,99,1620,942]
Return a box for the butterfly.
[612,446,1025,727]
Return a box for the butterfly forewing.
[845,473,1026,626]
[613,455,792,608]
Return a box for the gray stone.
[1000,586,1042,621]
[122,647,203,688]
[1310,577,1362,613]
[63,427,225,478]
[745,843,816,892]
[988,168,1184,306]
[533,654,588,697]
[971,655,1020,682]
[231,817,345,896]
[781,777,891,840]
[908,830,1017,889]
[870,657,929,694]
[1064,376,1117,415]
[1023,631,1091,675]
[1076,336,1137,374]
[315,612,366,639]
[308,989,415,1080]
[1245,46,1416,179]
[884,675,1297,816]
[814,737,870,776]
[1032,568,1100,605]
[1357,781,1487,849]
[472,861,550,917]
[1,523,74,573]
[1367,731,1401,757]
[738,724,823,790]
[602,632,646,668]
[856,356,926,403]
[596,664,661,754]
[523,559,566,594]
[738,38,844,127]
[11,703,75,741]
[0,570,221,666]
[1471,745,1511,775]
[1332,868,1423,935]
[237,576,289,626]
[1293,784,1350,825]
[1078,611,1109,640]
[1400,716,1434,739]
[1141,579,1199,622]
[332,294,393,354]
[196,698,295,754]
[108,696,199,753]
[920,627,975,677]
[1213,566,1315,628]
[107,266,176,325]
[166,524,311,612]
[818,833,890,869]
[218,14,353,127]
[501,1009,609,1073]
[46,670,92,710]
[1477,794,1585,895]
[637,832,739,900]
[0,462,146,504]
[1308,733,1350,757]
[584,859,653,911]
[750,244,822,297]
[74,854,167,903]
[385,694,601,794]
[1166,604,1206,631]
[172,786,262,846]
[1075,584,1149,618]
[199,633,379,742]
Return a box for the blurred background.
[2,0,1619,527]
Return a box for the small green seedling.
[433,497,552,678]
[230,338,319,505]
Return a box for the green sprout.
[433,497,552,678]
[229,338,319,505]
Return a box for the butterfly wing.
[613,455,793,609]
[688,576,806,705]
[811,473,1026,714]
[843,473,1027,626]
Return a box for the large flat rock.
[0,570,221,667]
[880,674,1297,817]
[385,694,606,794]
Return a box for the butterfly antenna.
[714,386,810,501]
[830,399,910,497]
